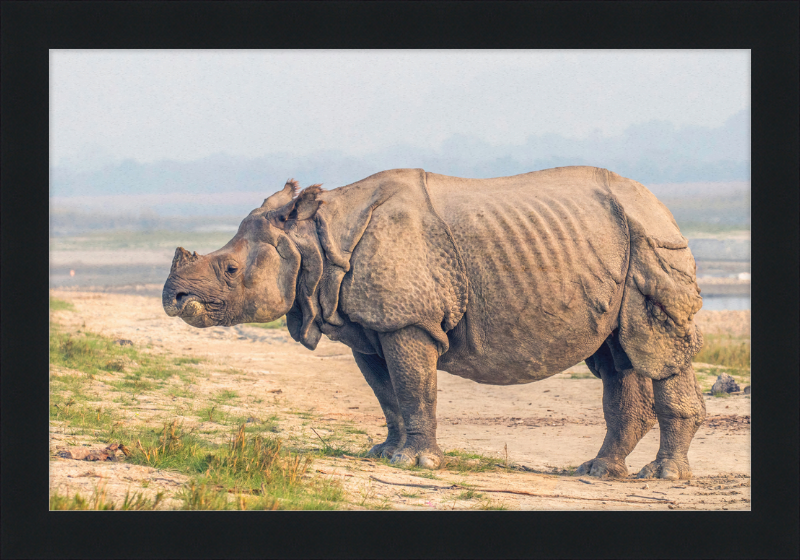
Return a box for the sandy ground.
[49,290,750,510]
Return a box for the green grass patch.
[314,443,360,458]
[444,450,501,473]
[176,424,346,510]
[455,489,483,500]
[302,424,369,458]
[167,385,196,399]
[50,297,75,312]
[113,371,157,391]
[62,417,351,510]
[476,499,509,510]
[50,328,203,399]
[50,329,136,376]
[227,415,280,434]
[288,417,379,459]
[406,469,440,480]
[341,426,368,435]
[50,485,165,510]
[49,373,91,400]
[48,312,360,510]
[196,405,228,424]
[179,481,238,510]
[132,362,178,382]
[695,334,750,370]
[565,362,597,380]
[246,317,286,329]
[173,357,203,366]
[50,399,117,433]
[111,394,138,407]
[118,419,215,474]
[213,389,240,404]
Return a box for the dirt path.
[49,290,750,510]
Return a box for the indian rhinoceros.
[162,166,706,479]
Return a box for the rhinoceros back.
[425,167,630,384]
[425,166,702,384]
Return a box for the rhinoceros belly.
[426,168,629,384]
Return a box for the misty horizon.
[49,50,750,232]
[51,107,750,202]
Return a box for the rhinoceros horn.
[171,247,199,272]
[261,179,300,211]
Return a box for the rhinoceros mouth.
[163,282,229,325]
[176,294,231,327]
[178,297,205,318]
[163,291,204,318]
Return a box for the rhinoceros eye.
[226,264,238,275]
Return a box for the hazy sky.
[50,50,749,169]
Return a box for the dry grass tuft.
[695,334,750,370]
[50,483,164,510]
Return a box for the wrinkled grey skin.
[163,167,706,479]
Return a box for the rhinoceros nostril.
[176,292,188,303]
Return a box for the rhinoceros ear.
[271,184,325,231]
[261,179,299,211]
[286,185,324,226]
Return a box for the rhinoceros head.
[162,179,323,329]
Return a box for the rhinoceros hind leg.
[577,335,657,478]
[379,326,444,470]
[352,351,406,459]
[636,365,706,480]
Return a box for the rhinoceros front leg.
[577,336,657,478]
[637,365,706,480]
[378,326,443,469]
[352,351,406,459]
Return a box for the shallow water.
[700,296,750,311]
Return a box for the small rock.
[743,385,750,395]
[642,484,649,489]
[114,339,134,346]
[56,444,123,461]
[711,373,740,394]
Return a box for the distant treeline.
[50,109,749,200]
[658,191,750,229]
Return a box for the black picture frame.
[2,2,797,559]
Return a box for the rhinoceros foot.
[389,444,443,470]
[636,457,692,480]
[575,457,628,478]
[367,439,404,460]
